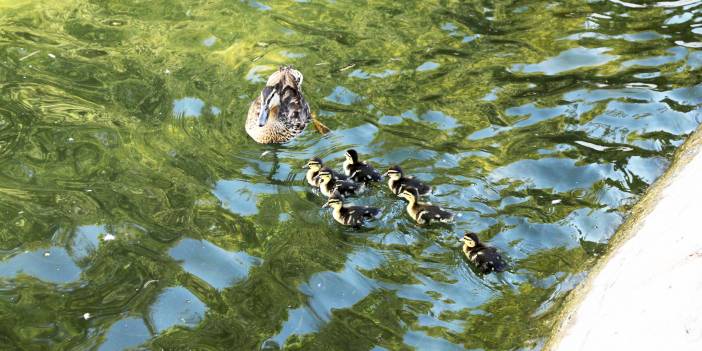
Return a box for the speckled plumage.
[246,66,310,144]
[304,158,348,187]
[315,167,364,198]
[323,196,380,228]
[399,188,453,225]
[343,149,381,184]
[385,165,432,196]
[461,233,507,274]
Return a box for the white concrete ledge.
[548,126,702,351]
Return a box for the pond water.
[1,1,701,350]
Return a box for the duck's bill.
[258,104,269,127]
[322,202,330,208]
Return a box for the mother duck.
[246,66,327,144]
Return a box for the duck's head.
[345,149,359,164]
[257,66,304,127]
[304,157,323,172]
[323,194,344,209]
[460,233,480,251]
[398,187,419,202]
[384,165,403,180]
[313,167,334,185]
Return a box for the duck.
[246,66,329,144]
[323,194,380,227]
[342,149,381,184]
[398,187,453,224]
[303,157,347,187]
[314,167,364,197]
[460,232,507,274]
[384,165,432,196]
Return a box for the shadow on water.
[0,0,701,350]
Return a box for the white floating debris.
[143,279,158,288]
[164,69,171,74]
[48,53,56,59]
[260,150,271,158]
[103,233,116,241]
[552,199,562,204]
[43,251,51,257]
[83,313,91,320]
[67,137,75,142]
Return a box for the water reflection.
[0,247,81,284]
[512,47,618,75]
[169,238,262,290]
[150,286,207,332]
[99,317,150,351]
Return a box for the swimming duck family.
[244,67,507,275]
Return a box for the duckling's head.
[304,157,323,172]
[313,167,334,185]
[460,233,480,251]
[257,66,304,127]
[384,165,403,180]
[323,194,344,210]
[399,187,419,202]
[345,149,359,164]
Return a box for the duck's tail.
[312,112,331,134]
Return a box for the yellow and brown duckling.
[323,193,380,228]
[398,187,453,224]
[460,233,507,274]
[304,157,348,187]
[343,149,382,184]
[314,167,364,197]
[384,165,432,196]
[246,66,311,144]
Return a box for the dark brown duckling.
[314,167,364,197]
[304,157,348,187]
[460,232,507,274]
[384,165,432,196]
[342,149,381,184]
[323,194,380,228]
[398,187,453,224]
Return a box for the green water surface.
[1,0,701,350]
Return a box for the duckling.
[460,232,507,274]
[323,194,380,228]
[246,66,317,144]
[343,149,382,184]
[384,165,432,196]
[314,167,364,197]
[398,187,453,224]
[303,157,347,187]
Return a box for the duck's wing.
[351,164,381,183]
[331,170,349,181]
[405,178,432,195]
[418,205,453,223]
[336,180,363,196]
[346,206,380,227]
[279,86,310,134]
[475,248,507,273]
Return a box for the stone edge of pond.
[544,123,702,350]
